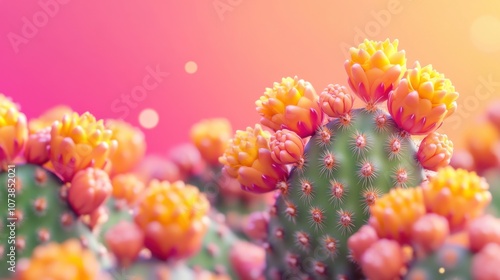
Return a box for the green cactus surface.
[108,258,196,280]
[266,108,426,279]
[0,164,93,277]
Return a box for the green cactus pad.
[108,259,196,280]
[266,108,426,279]
[0,164,92,277]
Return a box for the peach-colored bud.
[411,213,450,253]
[105,221,144,267]
[388,62,459,135]
[269,129,304,165]
[24,127,50,165]
[256,76,323,137]
[319,84,354,118]
[168,143,205,179]
[68,168,112,215]
[111,173,145,206]
[449,150,475,172]
[244,211,270,241]
[347,225,379,263]
[345,39,406,106]
[417,132,454,171]
[472,243,500,280]
[361,239,405,280]
[230,242,265,280]
[468,215,500,252]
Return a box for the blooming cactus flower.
[319,84,354,118]
[68,168,113,215]
[256,76,323,137]
[388,62,459,135]
[49,112,118,181]
[369,187,426,243]
[345,39,406,106]
[417,132,454,171]
[105,119,146,175]
[219,124,288,193]
[28,105,73,134]
[422,167,492,231]
[269,129,304,165]
[24,127,50,165]
[16,239,101,280]
[133,180,210,261]
[190,118,233,165]
[0,94,28,166]
[105,221,144,267]
[111,173,146,207]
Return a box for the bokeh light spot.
[470,16,500,53]
[139,108,159,129]
[185,61,198,74]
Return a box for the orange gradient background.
[1,0,500,154]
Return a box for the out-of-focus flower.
[360,239,405,280]
[467,215,500,252]
[347,225,379,263]
[24,127,50,165]
[417,132,454,171]
[256,76,323,137]
[190,118,233,166]
[68,168,112,215]
[450,149,476,172]
[369,187,426,243]
[219,124,288,193]
[345,39,406,106]
[319,84,354,118]
[111,173,145,206]
[269,129,304,165]
[422,167,491,231]
[134,155,181,183]
[133,180,210,261]
[105,221,144,268]
[472,243,500,280]
[230,242,265,280]
[464,121,500,172]
[411,213,449,253]
[16,239,100,280]
[49,112,118,181]
[243,211,270,241]
[28,105,73,134]
[105,119,146,175]
[0,94,28,166]
[169,143,205,179]
[388,62,459,135]
[486,100,500,131]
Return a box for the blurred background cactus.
[1,38,500,280]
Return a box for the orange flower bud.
[269,129,304,164]
[347,225,379,263]
[105,119,146,175]
[423,167,492,231]
[467,215,500,252]
[133,180,210,261]
[319,84,354,118]
[24,127,50,165]
[105,221,144,267]
[345,39,406,106]
[361,239,405,280]
[256,76,323,137]
[68,168,112,215]
[111,173,145,206]
[219,124,288,193]
[411,213,450,253]
[190,118,233,165]
[472,243,500,280]
[417,132,454,171]
[388,62,459,135]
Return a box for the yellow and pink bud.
[269,129,304,165]
[24,127,51,165]
[68,168,112,215]
[417,132,454,171]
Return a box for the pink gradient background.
[1,1,500,155]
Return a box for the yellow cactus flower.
[28,105,73,134]
[16,239,101,280]
[105,119,146,175]
[388,62,459,135]
[369,187,426,243]
[417,132,454,171]
[49,112,118,182]
[190,118,233,165]
[344,39,406,106]
[0,94,28,167]
[256,76,323,137]
[422,167,491,231]
[133,180,210,261]
[219,124,288,193]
